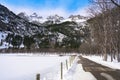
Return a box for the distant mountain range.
[17,12,88,24]
[0,4,89,50]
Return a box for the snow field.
[0,54,70,80]
[0,54,99,80]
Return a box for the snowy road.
[79,56,120,80]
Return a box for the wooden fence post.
[36,73,40,80]
[61,62,63,80]
[69,56,72,67]
[69,56,76,67]
[66,59,68,70]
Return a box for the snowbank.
[64,57,97,80]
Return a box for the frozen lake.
[0,54,69,80]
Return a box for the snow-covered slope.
[63,15,87,23]
[0,31,8,49]
[0,4,46,36]
[0,4,89,49]
[61,18,86,23]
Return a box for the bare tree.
[88,0,120,61]
[111,0,120,8]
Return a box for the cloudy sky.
[0,0,90,17]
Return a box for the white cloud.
[1,2,89,18]
[1,3,69,18]
[72,7,89,17]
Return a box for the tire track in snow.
[100,73,116,80]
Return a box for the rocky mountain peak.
[46,14,64,23]
[69,15,85,20]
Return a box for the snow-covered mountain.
[62,15,87,23]
[0,4,46,36]
[0,4,89,50]
[0,4,47,49]
[29,13,45,23]
[46,14,64,24]
[17,12,29,21]
[18,12,88,24]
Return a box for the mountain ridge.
[0,4,89,50]
[17,12,88,24]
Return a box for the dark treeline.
[0,48,80,54]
